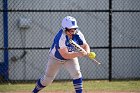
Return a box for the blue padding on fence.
[2,0,9,80]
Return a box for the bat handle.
[93,59,101,65]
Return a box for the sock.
[32,79,46,93]
[73,78,83,93]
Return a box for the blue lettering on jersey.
[65,35,77,52]
[67,46,76,52]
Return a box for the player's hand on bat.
[79,51,88,56]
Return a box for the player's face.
[66,28,77,36]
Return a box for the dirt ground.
[0,91,139,93]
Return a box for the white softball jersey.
[50,29,87,60]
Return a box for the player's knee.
[40,75,55,86]
[71,71,82,79]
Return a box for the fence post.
[3,0,9,80]
[109,0,112,81]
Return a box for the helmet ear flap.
[65,28,69,31]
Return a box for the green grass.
[0,80,140,92]
[84,80,140,92]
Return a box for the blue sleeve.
[74,34,84,45]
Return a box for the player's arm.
[77,30,90,54]
[58,48,86,59]
[80,43,90,54]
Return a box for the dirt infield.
[1,91,140,93]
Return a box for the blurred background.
[0,0,140,83]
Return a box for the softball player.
[32,16,91,93]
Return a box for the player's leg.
[32,57,61,93]
[64,58,83,93]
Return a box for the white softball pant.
[40,53,82,86]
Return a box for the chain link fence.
[0,0,140,83]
